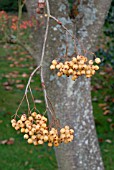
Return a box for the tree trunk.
[26,0,112,170]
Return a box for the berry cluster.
[11,112,74,147]
[50,55,101,81]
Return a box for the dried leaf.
[105,139,112,144]
[16,80,22,83]
[0,138,14,145]
[103,110,110,115]
[0,120,3,124]
[99,103,107,108]
[107,118,112,123]
[34,99,43,104]
[5,86,13,91]
[22,73,28,78]
[16,84,24,89]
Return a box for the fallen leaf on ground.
[99,103,108,108]
[34,99,43,103]
[15,79,22,83]
[105,139,112,144]
[103,110,110,115]
[16,84,24,89]
[0,138,14,145]
[5,86,13,91]
[22,73,28,78]
[0,120,3,124]
[107,118,112,123]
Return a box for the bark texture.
[26,0,112,170]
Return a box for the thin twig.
[14,94,26,118]
[29,85,36,109]
[25,65,41,95]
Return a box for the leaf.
[107,118,112,123]
[22,73,28,78]
[16,84,24,89]
[0,138,14,145]
[103,110,110,115]
[34,99,43,104]
[15,80,22,83]
[5,86,13,91]
[98,138,103,143]
[105,139,112,144]
[0,120,3,124]
[99,103,108,108]
[10,64,15,68]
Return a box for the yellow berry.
[24,134,29,139]
[36,125,40,130]
[20,123,25,128]
[73,64,78,70]
[54,142,59,147]
[31,128,36,133]
[71,76,77,81]
[17,120,22,125]
[81,70,86,74]
[28,116,33,121]
[27,138,33,144]
[15,126,20,130]
[25,128,29,133]
[41,123,47,128]
[60,128,65,134]
[52,60,57,65]
[69,61,74,67]
[41,116,47,122]
[86,75,92,78]
[50,65,55,70]
[60,134,65,139]
[48,142,53,147]
[21,114,27,121]
[77,71,81,76]
[12,122,16,127]
[69,129,74,134]
[95,58,101,64]
[44,136,49,142]
[57,72,63,77]
[65,126,69,130]
[64,65,69,70]
[33,140,38,145]
[68,69,73,75]
[43,130,48,135]
[79,60,84,65]
[91,70,95,75]
[21,128,25,133]
[31,112,37,117]
[35,114,42,120]
[94,65,99,70]
[38,140,44,145]
[86,70,91,75]
[56,64,61,69]
[31,135,37,140]
[72,57,77,63]
[70,135,74,140]
[29,131,34,136]
[11,119,16,124]
[77,55,81,60]
[89,60,93,65]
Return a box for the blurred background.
[0,0,114,170]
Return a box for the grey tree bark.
[26,0,112,170]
